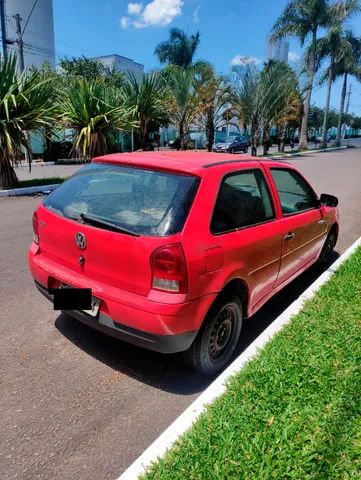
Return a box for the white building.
[267,40,289,63]
[91,54,144,79]
[1,0,55,69]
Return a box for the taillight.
[150,243,188,294]
[32,211,39,244]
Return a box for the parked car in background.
[316,133,331,142]
[213,135,249,153]
[29,152,339,376]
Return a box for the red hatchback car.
[29,152,339,375]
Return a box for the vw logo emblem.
[75,232,86,250]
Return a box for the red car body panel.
[28,152,338,352]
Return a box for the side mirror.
[320,193,338,207]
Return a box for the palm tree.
[122,72,170,149]
[0,55,56,188]
[154,28,201,68]
[58,77,136,158]
[316,1,360,148]
[230,62,261,156]
[163,65,205,149]
[194,66,231,151]
[271,0,332,150]
[230,60,302,156]
[259,61,302,155]
[333,33,361,145]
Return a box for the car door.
[210,168,282,309]
[268,167,328,287]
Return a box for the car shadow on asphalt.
[55,251,339,396]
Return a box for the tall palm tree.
[163,65,204,149]
[58,77,136,158]
[316,1,360,148]
[154,28,201,68]
[271,0,332,150]
[333,33,361,145]
[194,65,231,151]
[0,55,56,188]
[122,72,170,149]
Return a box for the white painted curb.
[118,235,361,480]
[0,183,60,198]
[272,145,347,159]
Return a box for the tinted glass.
[270,168,317,215]
[211,169,275,234]
[43,163,199,236]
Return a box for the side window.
[270,168,317,215]
[211,169,275,234]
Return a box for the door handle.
[284,232,295,241]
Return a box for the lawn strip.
[143,248,361,480]
[15,177,65,189]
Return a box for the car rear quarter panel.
[181,163,283,315]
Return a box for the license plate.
[59,283,100,317]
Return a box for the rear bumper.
[35,281,197,353]
[29,245,217,353]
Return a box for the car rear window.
[43,163,199,236]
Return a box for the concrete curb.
[118,235,361,480]
[271,145,347,159]
[0,183,60,198]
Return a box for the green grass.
[143,248,361,480]
[13,177,65,189]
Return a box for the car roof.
[92,151,290,177]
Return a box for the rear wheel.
[243,146,248,153]
[317,230,336,271]
[229,147,235,154]
[184,295,242,376]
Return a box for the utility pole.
[0,0,8,58]
[13,13,24,71]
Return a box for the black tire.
[184,295,242,376]
[229,147,235,154]
[317,230,336,271]
[243,146,248,153]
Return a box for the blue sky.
[54,0,361,114]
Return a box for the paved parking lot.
[1,146,360,479]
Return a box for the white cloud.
[193,6,200,23]
[121,0,183,29]
[127,2,143,15]
[231,55,262,66]
[288,51,300,62]
[120,16,130,29]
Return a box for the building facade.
[91,54,144,79]
[267,40,289,63]
[1,0,55,69]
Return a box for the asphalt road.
[1,147,360,480]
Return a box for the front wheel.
[317,231,336,271]
[229,147,235,154]
[184,296,242,376]
[243,146,248,153]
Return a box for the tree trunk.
[0,155,18,189]
[280,122,287,152]
[321,63,333,149]
[300,29,317,150]
[262,128,270,156]
[335,72,348,147]
[141,121,148,150]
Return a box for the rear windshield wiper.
[80,213,140,237]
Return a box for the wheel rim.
[208,305,236,360]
